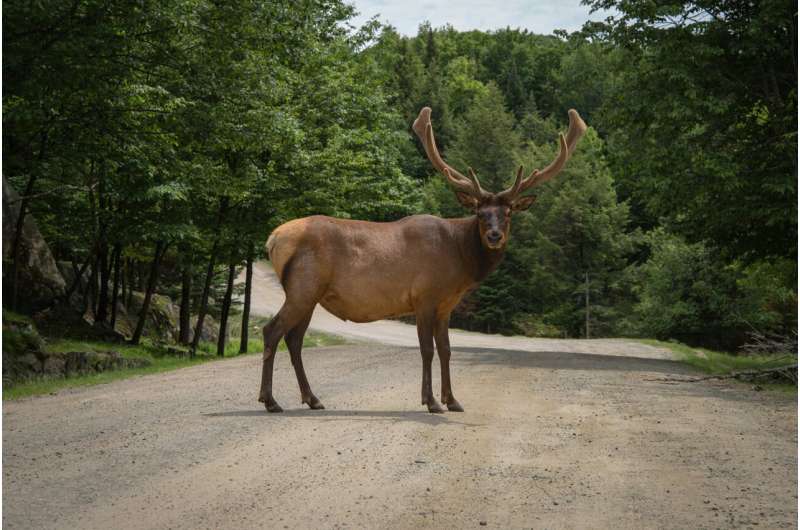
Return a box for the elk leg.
[434,316,463,412]
[259,256,323,413]
[286,313,324,410]
[259,316,285,413]
[417,311,444,413]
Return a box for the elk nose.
[487,230,503,245]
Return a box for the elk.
[260,107,586,413]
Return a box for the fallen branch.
[647,364,798,384]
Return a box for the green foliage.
[584,0,797,261]
[3,2,794,351]
[4,330,347,400]
[626,230,796,350]
[448,84,521,191]
[626,230,740,348]
[735,259,798,334]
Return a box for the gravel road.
[3,263,797,529]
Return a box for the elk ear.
[455,191,480,210]
[512,195,537,211]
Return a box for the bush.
[512,314,563,338]
[627,230,742,349]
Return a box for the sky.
[346,0,615,36]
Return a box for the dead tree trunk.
[130,241,166,345]
[217,261,236,357]
[239,247,254,354]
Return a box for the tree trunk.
[130,241,166,345]
[120,255,127,310]
[190,241,219,356]
[178,260,192,345]
[63,246,94,304]
[137,260,146,291]
[217,261,236,357]
[94,169,110,323]
[9,174,38,310]
[190,197,228,356]
[126,258,135,308]
[83,252,99,317]
[584,271,590,340]
[110,244,122,330]
[239,247,254,354]
[95,242,110,323]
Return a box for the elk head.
[413,107,587,250]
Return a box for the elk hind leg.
[286,313,324,410]
[258,254,323,412]
[259,315,285,412]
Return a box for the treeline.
[3,0,796,352]
[367,0,797,348]
[3,0,422,355]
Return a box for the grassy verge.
[4,329,347,401]
[638,338,797,393]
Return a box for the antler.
[498,109,587,201]
[413,107,488,199]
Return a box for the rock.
[56,260,91,309]
[2,177,66,311]
[189,314,221,344]
[127,292,181,342]
[59,351,150,375]
[33,304,125,343]
[42,355,66,376]
[2,314,151,384]
[2,313,48,384]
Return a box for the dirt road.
[3,264,797,529]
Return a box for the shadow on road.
[454,347,696,376]
[203,409,481,426]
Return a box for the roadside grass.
[4,328,347,400]
[638,338,797,394]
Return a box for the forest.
[3,0,796,355]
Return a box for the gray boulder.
[2,177,66,310]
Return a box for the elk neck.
[455,215,506,284]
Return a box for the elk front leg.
[434,316,463,412]
[417,311,444,413]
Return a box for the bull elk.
[260,107,586,413]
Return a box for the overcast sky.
[347,0,614,36]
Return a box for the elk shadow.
[453,347,697,376]
[203,409,481,426]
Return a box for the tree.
[584,0,797,262]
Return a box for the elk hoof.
[306,397,325,410]
[446,400,464,412]
[265,400,284,413]
[427,400,445,414]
